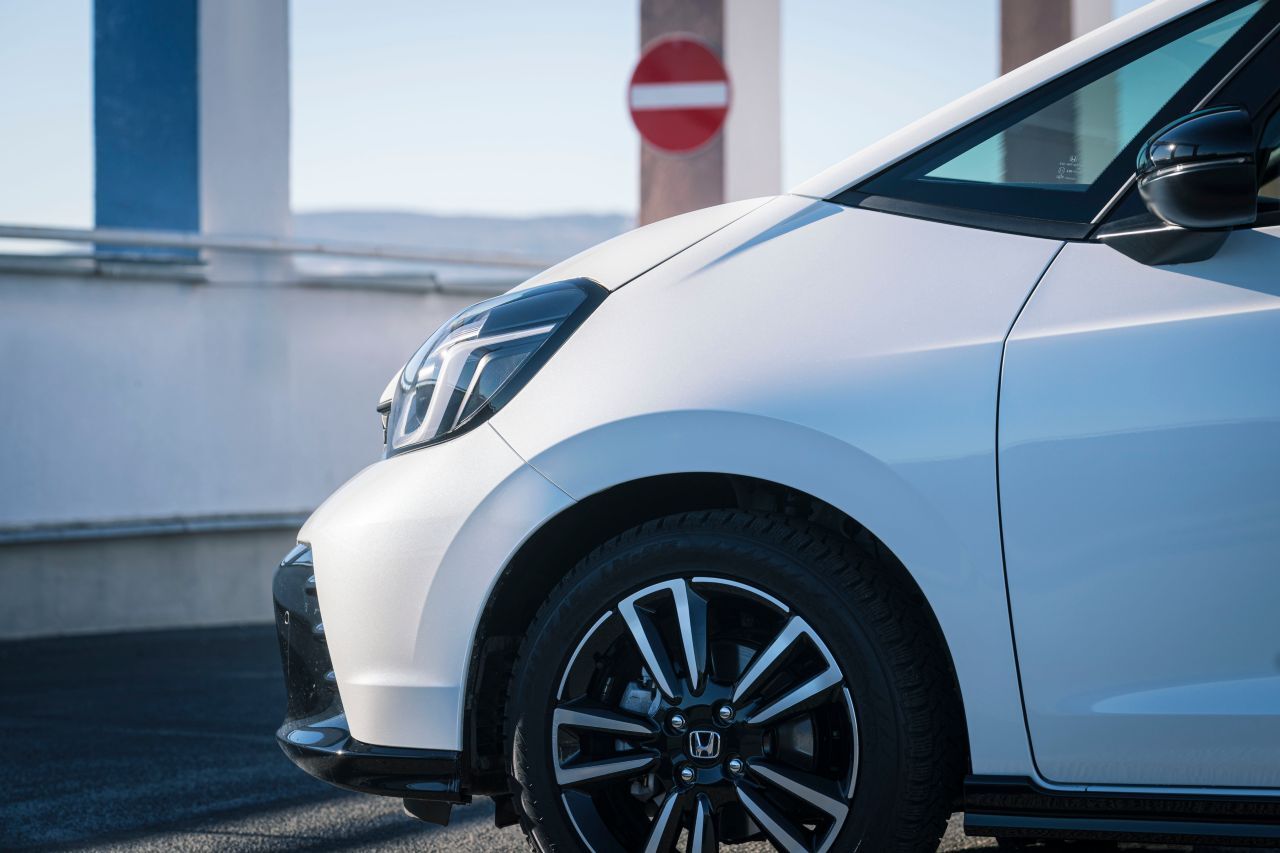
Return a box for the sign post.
[634,0,780,225]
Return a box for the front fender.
[514,410,952,581]
[495,409,1034,777]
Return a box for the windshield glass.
[856,0,1269,224]
[929,2,1263,189]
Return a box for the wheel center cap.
[687,729,721,760]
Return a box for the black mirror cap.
[1137,107,1258,230]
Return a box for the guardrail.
[0,512,313,546]
[0,223,557,270]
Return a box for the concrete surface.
[0,624,1265,851]
[0,528,297,640]
[0,262,482,638]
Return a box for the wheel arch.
[464,471,971,799]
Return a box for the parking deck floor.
[0,625,1262,852]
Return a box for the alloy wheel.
[551,576,859,852]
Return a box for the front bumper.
[273,543,466,803]
[290,423,572,751]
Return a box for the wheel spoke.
[562,791,631,853]
[553,701,660,740]
[642,790,685,853]
[690,793,716,853]
[619,580,707,700]
[747,760,849,822]
[618,587,680,699]
[745,666,843,727]
[673,580,709,693]
[554,751,660,788]
[732,616,805,704]
[735,782,809,853]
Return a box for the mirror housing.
[1136,107,1258,230]
[1102,107,1260,266]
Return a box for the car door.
[999,43,1280,787]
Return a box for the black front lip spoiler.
[277,713,467,804]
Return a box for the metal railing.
[0,222,557,269]
[0,512,313,546]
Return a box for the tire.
[504,510,963,852]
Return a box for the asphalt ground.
[0,625,1267,852]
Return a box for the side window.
[850,0,1269,228]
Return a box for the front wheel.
[505,510,962,852]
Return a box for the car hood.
[513,196,774,293]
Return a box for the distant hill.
[292,210,634,283]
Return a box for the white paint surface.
[305,194,1062,772]
[517,196,773,292]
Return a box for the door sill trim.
[965,774,1280,846]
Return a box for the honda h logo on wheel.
[688,730,721,760]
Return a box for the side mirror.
[1136,107,1258,230]
[1101,107,1259,265]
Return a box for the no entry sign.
[629,36,730,154]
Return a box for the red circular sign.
[629,36,730,154]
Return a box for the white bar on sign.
[630,81,729,111]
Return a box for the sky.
[0,0,1153,226]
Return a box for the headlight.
[385,278,604,456]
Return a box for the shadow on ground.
[0,625,1267,852]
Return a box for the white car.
[274,0,1280,849]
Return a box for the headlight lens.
[385,278,603,456]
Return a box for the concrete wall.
[0,267,481,638]
[0,528,296,638]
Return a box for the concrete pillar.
[999,0,1113,184]
[199,0,292,283]
[638,0,781,225]
[1068,0,1117,182]
[93,0,291,280]
[1000,0,1112,72]
[1071,0,1115,40]
[723,0,782,204]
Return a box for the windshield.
[856,0,1269,225]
